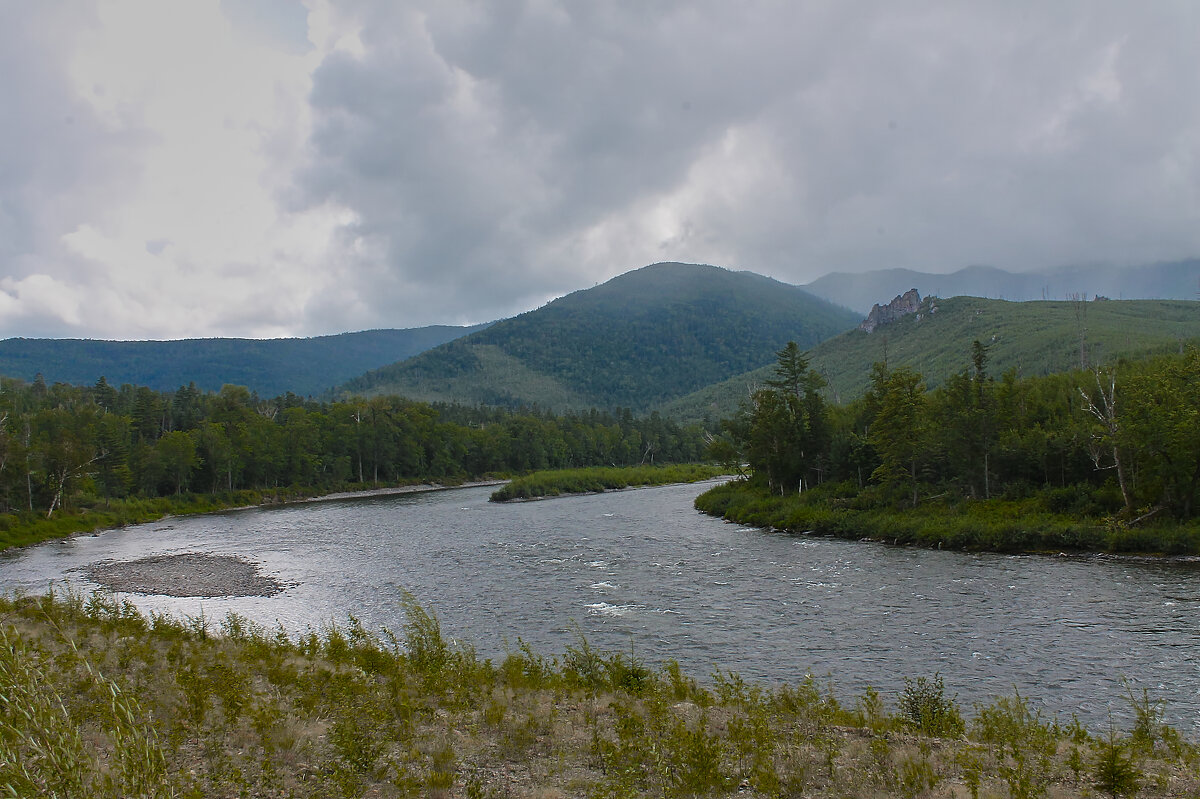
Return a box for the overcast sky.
[2,1,1198,340]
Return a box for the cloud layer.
[3,1,1198,339]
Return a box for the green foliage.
[696,345,1200,553]
[719,341,831,494]
[1094,729,1143,798]
[344,262,859,412]
[898,675,965,738]
[664,296,1200,421]
[590,697,730,797]
[866,365,927,507]
[0,376,711,552]
[971,692,1060,799]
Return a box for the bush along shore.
[694,480,1200,556]
[2,589,1197,798]
[698,342,1200,556]
[490,464,727,502]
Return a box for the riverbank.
[695,480,1200,556]
[490,464,725,502]
[3,589,1195,798]
[0,479,508,554]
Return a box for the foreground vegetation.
[490,464,726,502]
[3,590,1196,798]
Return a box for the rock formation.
[859,288,921,333]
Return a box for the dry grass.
[1,589,1197,798]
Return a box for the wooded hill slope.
[661,296,1200,424]
[0,325,488,397]
[340,263,860,412]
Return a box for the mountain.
[660,295,1200,423]
[0,325,489,397]
[802,259,1200,313]
[341,262,861,411]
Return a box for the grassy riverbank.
[3,590,1196,798]
[490,464,726,502]
[694,480,1200,555]
[0,479,484,553]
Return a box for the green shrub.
[899,675,964,738]
[1094,729,1142,798]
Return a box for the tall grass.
[1,589,1196,797]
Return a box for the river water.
[2,480,1198,732]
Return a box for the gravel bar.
[83,553,286,598]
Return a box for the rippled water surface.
[3,480,1198,730]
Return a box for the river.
[2,480,1197,732]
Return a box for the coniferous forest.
[0,375,706,549]
[699,343,1200,553]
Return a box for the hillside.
[803,258,1200,313]
[660,296,1200,423]
[0,325,488,397]
[341,263,860,411]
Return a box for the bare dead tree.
[1079,368,1132,514]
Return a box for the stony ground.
[83,552,286,597]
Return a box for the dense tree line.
[0,376,707,520]
[714,342,1200,521]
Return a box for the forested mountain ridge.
[0,325,489,398]
[341,262,861,412]
[661,296,1200,423]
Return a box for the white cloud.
[1,1,1199,339]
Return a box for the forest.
[0,375,706,547]
[6,334,1198,554]
[701,341,1200,551]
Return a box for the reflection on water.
[2,480,1198,731]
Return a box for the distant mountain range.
[2,258,1197,416]
[801,259,1200,313]
[661,295,1200,424]
[0,325,489,397]
[340,263,860,411]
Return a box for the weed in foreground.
[898,674,965,738]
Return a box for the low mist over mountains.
[803,259,1200,313]
[341,263,859,411]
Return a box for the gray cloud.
[0,4,149,338]
[2,1,1198,339]
[0,4,141,280]
[298,1,1200,329]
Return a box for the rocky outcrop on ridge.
[859,288,922,333]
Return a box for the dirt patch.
[83,553,286,598]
